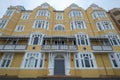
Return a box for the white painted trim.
[0,53,14,68]
[48,52,70,75]
[74,52,97,69]
[21,52,45,69]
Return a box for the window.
[41,3,49,9]
[33,20,49,30]
[69,10,82,18]
[75,33,89,46]
[0,19,8,29]
[5,10,14,16]
[21,13,29,20]
[109,53,120,68]
[92,11,107,19]
[21,52,44,68]
[54,24,64,31]
[75,53,96,68]
[37,10,50,17]
[96,21,114,31]
[90,4,99,10]
[107,33,120,46]
[70,4,78,9]
[96,22,103,30]
[56,13,63,20]
[15,25,24,32]
[0,53,14,68]
[29,33,44,45]
[70,20,86,30]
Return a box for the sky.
[0,0,120,18]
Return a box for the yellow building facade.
[0,3,120,79]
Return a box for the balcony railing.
[42,45,77,51]
[91,45,113,51]
[0,44,27,51]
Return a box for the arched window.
[74,53,96,68]
[54,24,64,31]
[22,52,44,68]
[29,33,44,45]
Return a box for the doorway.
[54,55,65,75]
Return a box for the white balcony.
[92,45,113,52]
[0,44,27,52]
[42,45,77,52]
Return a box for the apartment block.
[0,3,120,79]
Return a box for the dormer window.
[41,3,49,9]
[70,4,78,9]
[90,4,99,10]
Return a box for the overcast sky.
[0,0,120,18]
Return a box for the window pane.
[1,60,6,67]
[40,59,43,67]
[6,60,10,67]
[112,60,118,67]
[29,57,35,67]
[76,60,79,67]
[33,37,39,45]
[35,59,38,67]
[85,59,90,67]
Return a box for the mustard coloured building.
[0,3,120,79]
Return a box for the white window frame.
[4,9,14,16]
[29,33,44,45]
[106,33,120,46]
[21,52,45,69]
[54,24,64,31]
[70,20,86,30]
[75,33,90,46]
[74,53,97,69]
[33,19,49,30]
[21,13,29,20]
[92,11,107,19]
[56,13,63,20]
[70,4,78,9]
[69,10,82,18]
[15,25,24,32]
[96,21,114,31]
[0,19,9,29]
[0,53,14,68]
[109,53,120,68]
[41,3,49,9]
[36,10,50,17]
